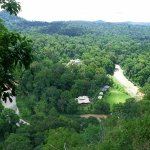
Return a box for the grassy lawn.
[104,77,131,110]
[105,89,130,110]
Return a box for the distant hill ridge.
[1,10,150,37]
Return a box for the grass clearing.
[78,76,131,113]
[104,77,131,110]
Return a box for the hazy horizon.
[8,0,150,23]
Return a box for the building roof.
[99,92,103,95]
[98,95,103,99]
[101,85,110,92]
[76,96,90,104]
[67,59,82,66]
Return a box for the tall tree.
[0,0,21,15]
[0,0,32,95]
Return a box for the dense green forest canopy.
[0,8,150,150]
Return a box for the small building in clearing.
[75,96,90,104]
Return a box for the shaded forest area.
[0,10,150,150]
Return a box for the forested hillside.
[0,9,150,150]
[1,11,149,89]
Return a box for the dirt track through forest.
[80,114,107,119]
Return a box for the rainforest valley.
[0,7,150,150]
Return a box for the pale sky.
[16,0,150,22]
